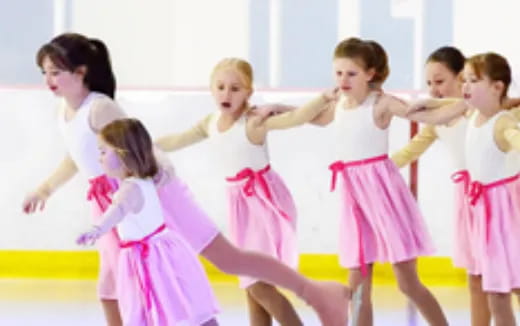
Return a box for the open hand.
[76,227,102,246]
[22,190,48,214]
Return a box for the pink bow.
[329,161,347,192]
[226,165,290,221]
[87,175,116,212]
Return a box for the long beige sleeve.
[155,114,213,152]
[508,106,520,120]
[504,127,520,151]
[37,155,78,197]
[263,95,332,130]
[407,98,467,125]
[391,125,437,168]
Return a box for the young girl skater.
[285,37,449,326]
[22,33,127,326]
[79,118,352,326]
[409,52,520,326]
[156,57,347,326]
[77,118,219,325]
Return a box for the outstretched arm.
[23,97,126,214]
[376,93,467,125]
[155,114,212,152]
[250,103,298,119]
[391,125,438,168]
[22,155,78,213]
[405,98,468,125]
[260,94,335,130]
[76,180,143,244]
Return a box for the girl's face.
[461,65,501,111]
[98,137,127,179]
[333,57,374,98]
[41,56,85,98]
[425,61,462,98]
[211,69,252,114]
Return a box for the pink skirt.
[466,174,520,293]
[87,175,121,300]
[157,176,220,253]
[117,225,219,325]
[451,170,478,272]
[87,175,221,300]
[329,155,435,273]
[226,165,298,288]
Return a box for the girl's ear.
[74,65,87,79]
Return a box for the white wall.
[39,0,518,93]
[5,1,520,90]
[453,0,520,94]
[69,0,249,88]
[0,88,463,256]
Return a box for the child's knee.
[487,292,512,312]
[247,282,277,301]
[397,277,422,296]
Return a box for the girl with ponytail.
[24,33,127,325]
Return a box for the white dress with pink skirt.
[207,111,298,288]
[116,178,218,326]
[464,111,520,292]
[329,92,434,274]
[58,92,121,299]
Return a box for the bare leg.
[201,234,350,326]
[101,299,122,326]
[392,260,448,326]
[247,291,272,326]
[468,275,491,326]
[248,282,302,326]
[487,292,515,326]
[348,265,373,326]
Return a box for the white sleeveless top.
[207,111,270,176]
[333,92,388,161]
[57,92,105,179]
[435,118,467,171]
[117,178,165,241]
[465,110,513,183]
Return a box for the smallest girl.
[77,118,219,326]
[78,118,352,326]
